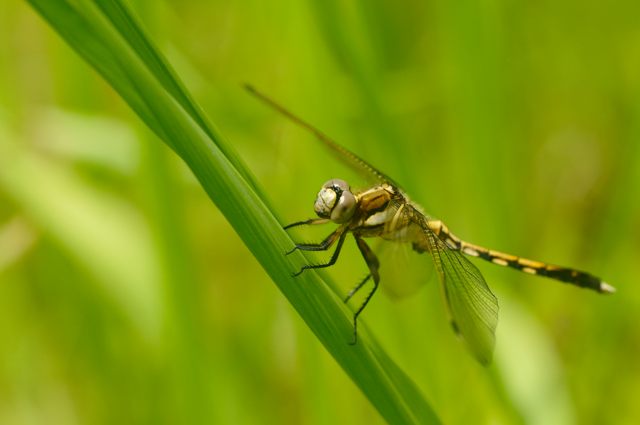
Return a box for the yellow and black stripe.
[426,220,615,294]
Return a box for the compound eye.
[313,187,337,218]
[313,179,356,223]
[325,178,349,192]
[330,189,356,223]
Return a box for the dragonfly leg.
[284,218,329,230]
[344,275,371,304]
[292,230,349,276]
[348,236,380,345]
[287,226,345,255]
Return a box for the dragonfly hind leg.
[346,236,380,345]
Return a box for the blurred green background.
[1,0,639,424]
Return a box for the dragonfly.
[246,85,615,364]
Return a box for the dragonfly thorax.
[313,179,357,224]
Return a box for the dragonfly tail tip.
[600,282,616,294]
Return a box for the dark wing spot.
[412,242,427,254]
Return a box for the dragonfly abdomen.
[426,219,614,294]
[460,241,614,293]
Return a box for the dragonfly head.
[314,179,356,224]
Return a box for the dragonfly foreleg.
[347,236,380,345]
[292,230,349,277]
[287,226,345,255]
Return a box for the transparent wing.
[245,85,401,187]
[375,238,435,300]
[416,215,499,364]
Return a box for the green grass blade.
[91,0,262,197]
[25,1,441,423]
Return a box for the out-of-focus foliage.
[0,0,638,424]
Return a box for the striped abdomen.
[424,220,614,294]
